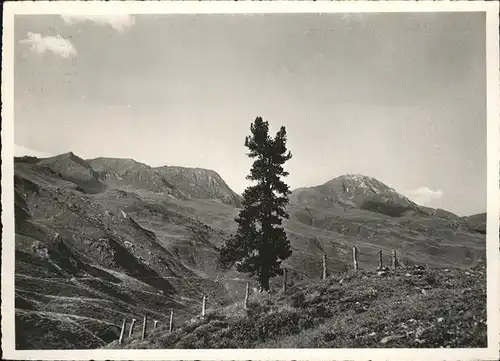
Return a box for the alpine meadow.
[7,8,495,354]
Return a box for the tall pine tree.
[218,117,292,291]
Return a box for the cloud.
[20,32,77,58]
[15,144,53,158]
[61,14,136,32]
[405,186,444,206]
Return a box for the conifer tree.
[218,117,292,291]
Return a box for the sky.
[14,12,486,216]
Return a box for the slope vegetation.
[14,154,486,349]
[14,156,240,349]
[109,263,486,349]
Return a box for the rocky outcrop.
[155,166,242,207]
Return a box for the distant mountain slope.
[37,152,106,194]
[291,174,427,217]
[85,158,243,207]
[14,157,242,349]
[155,166,243,208]
[463,213,486,234]
[14,153,486,349]
[87,157,184,198]
[419,206,462,221]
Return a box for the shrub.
[288,292,306,308]
[423,271,437,285]
[256,310,301,340]
[246,301,271,318]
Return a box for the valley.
[13,152,486,349]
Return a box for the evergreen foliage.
[218,117,293,291]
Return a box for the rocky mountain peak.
[291,174,423,217]
[154,166,243,207]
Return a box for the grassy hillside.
[14,154,486,349]
[464,213,487,235]
[109,263,486,349]
[14,158,241,349]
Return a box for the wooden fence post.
[244,282,250,310]
[128,318,136,338]
[322,253,328,280]
[153,320,158,330]
[118,319,126,345]
[202,295,207,316]
[392,249,398,269]
[378,250,383,270]
[169,310,174,333]
[141,315,147,340]
[353,246,359,271]
[283,269,288,292]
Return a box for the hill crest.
[154,165,243,208]
[291,174,428,218]
[13,152,486,349]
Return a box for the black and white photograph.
[2,1,499,360]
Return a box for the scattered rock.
[380,334,405,345]
[437,317,444,323]
[377,271,388,277]
[31,241,50,259]
[415,326,431,338]
[368,332,377,337]
[405,273,412,277]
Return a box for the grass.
[109,263,486,349]
[14,156,487,349]
[16,309,117,349]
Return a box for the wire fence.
[112,247,402,346]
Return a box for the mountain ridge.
[291,174,431,218]
[15,153,243,207]
[15,152,482,217]
[13,151,486,349]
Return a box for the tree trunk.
[260,277,270,292]
[259,271,270,292]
